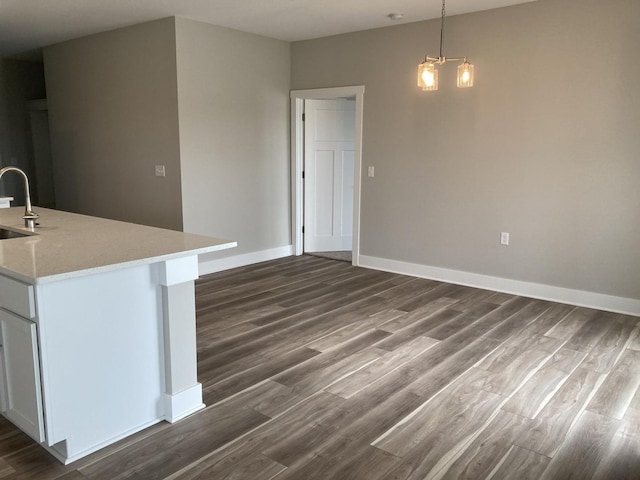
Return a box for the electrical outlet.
[155,165,166,177]
[368,166,375,178]
[500,232,510,246]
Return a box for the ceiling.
[0,0,538,59]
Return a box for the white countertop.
[0,207,236,284]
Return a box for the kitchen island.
[0,207,235,464]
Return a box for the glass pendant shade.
[417,63,438,91]
[457,61,474,88]
[417,0,475,91]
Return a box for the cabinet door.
[0,309,45,442]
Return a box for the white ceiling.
[0,0,538,59]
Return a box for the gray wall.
[43,18,183,230]
[292,0,640,300]
[175,18,291,258]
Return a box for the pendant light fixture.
[417,0,474,91]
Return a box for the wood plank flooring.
[1,255,640,479]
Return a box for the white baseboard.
[164,383,205,423]
[45,417,164,465]
[359,255,640,317]
[199,245,294,276]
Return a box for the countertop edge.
[0,241,237,285]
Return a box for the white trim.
[198,245,293,276]
[359,255,640,317]
[290,85,365,267]
[291,86,365,99]
[291,97,304,256]
[158,255,199,286]
[163,383,205,423]
[44,417,164,465]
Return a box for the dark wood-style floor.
[2,255,640,479]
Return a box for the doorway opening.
[27,99,56,209]
[290,86,365,266]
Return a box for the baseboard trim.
[359,255,640,317]
[199,245,294,276]
[45,417,164,465]
[164,384,205,423]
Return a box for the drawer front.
[0,275,35,319]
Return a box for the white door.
[304,99,355,252]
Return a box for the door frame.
[290,85,365,265]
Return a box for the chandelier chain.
[439,0,446,58]
[417,0,474,90]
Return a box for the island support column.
[158,255,205,422]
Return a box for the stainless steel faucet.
[0,166,39,228]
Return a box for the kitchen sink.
[0,227,35,239]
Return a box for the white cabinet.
[0,273,44,444]
[0,206,233,464]
[0,309,45,442]
[0,255,207,464]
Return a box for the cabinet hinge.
[302,171,305,179]
[302,226,305,234]
[302,113,305,121]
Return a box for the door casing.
[290,86,365,265]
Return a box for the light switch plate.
[155,165,166,177]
